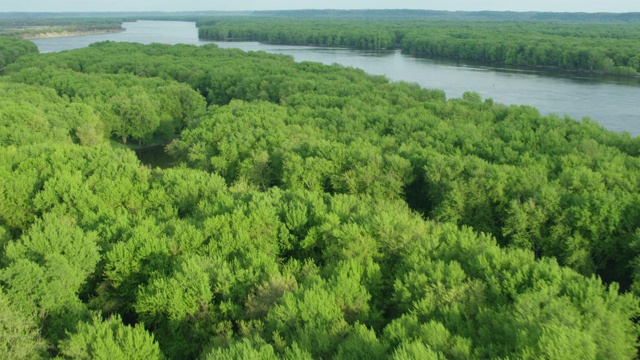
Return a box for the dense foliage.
[0,36,38,68]
[253,9,640,23]
[199,18,640,75]
[4,66,205,145]
[1,41,640,358]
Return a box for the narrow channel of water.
[134,144,177,169]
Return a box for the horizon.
[2,9,640,15]
[3,1,639,14]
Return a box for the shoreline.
[21,29,124,40]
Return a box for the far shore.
[20,29,124,40]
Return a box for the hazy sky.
[3,1,638,13]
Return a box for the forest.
[0,36,38,67]
[253,9,640,23]
[1,30,640,359]
[198,18,640,76]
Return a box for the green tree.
[59,313,164,360]
[1,213,100,343]
[135,256,215,359]
[109,88,160,145]
[0,290,48,360]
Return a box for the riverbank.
[402,52,640,80]
[21,29,124,39]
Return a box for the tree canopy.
[1,39,639,358]
[0,36,38,68]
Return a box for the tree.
[59,313,164,360]
[1,213,100,343]
[0,290,48,360]
[109,88,160,145]
[135,256,214,359]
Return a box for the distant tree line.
[253,9,640,23]
[199,18,640,76]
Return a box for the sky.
[2,1,638,13]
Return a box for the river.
[32,20,640,136]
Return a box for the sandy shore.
[21,29,124,40]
